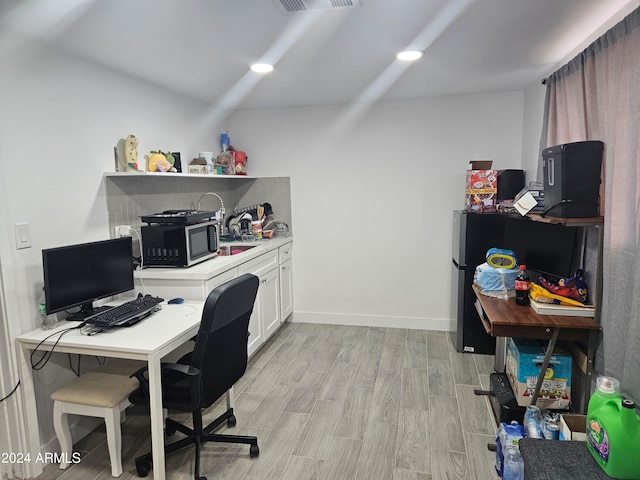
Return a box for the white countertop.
[135,236,292,281]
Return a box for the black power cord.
[30,324,85,371]
[0,381,20,402]
[2,323,95,403]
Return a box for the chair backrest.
[190,273,259,407]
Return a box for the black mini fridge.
[451,211,506,354]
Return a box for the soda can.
[525,405,541,423]
[542,412,560,440]
[525,419,543,438]
[543,422,560,440]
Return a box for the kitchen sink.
[218,244,256,256]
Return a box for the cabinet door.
[280,259,293,321]
[247,301,263,358]
[261,267,281,341]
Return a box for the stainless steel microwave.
[141,220,219,267]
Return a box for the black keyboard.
[85,294,164,327]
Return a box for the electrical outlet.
[115,225,132,237]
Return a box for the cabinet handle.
[282,266,286,270]
[261,278,267,284]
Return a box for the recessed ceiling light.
[251,63,274,73]
[397,50,423,61]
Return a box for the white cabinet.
[238,249,280,356]
[246,299,263,358]
[258,267,281,342]
[134,238,291,358]
[205,268,238,294]
[134,267,238,301]
[278,242,293,322]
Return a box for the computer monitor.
[43,237,134,321]
[503,218,578,279]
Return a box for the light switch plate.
[14,223,32,249]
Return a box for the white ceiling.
[2,0,638,110]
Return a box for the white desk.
[15,301,204,480]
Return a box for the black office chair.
[129,274,260,480]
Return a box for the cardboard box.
[560,414,587,441]
[465,161,497,212]
[514,184,544,215]
[505,337,572,409]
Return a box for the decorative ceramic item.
[216,152,234,175]
[189,158,208,174]
[124,135,141,171]
[232,149,247,175]
[114,134,142,172]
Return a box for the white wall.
[0,37,220,455]
[228,91,524,329]
[521,83,547,182]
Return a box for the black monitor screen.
[43,237,134,319]
[503,218,577,279]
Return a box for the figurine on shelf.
[229,146,247,175]
[114,134,142,172]
[216,151,234,175]
[145,150,177,172]
[188,157,208,174]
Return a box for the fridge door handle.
[452,259,467,269]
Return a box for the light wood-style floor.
[36,322,498,480]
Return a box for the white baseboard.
[291,311,455,331]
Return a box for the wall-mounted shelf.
[104,171,260,179]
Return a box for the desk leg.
[147,355,166,480]
[583,330,598,413]
[530,327,560,405]
[16,343,44,479]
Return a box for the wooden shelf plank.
[526,213,604,226]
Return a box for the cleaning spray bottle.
[586,376,640,479]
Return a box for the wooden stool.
[51,362,143,477]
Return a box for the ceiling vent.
[274,0,360,14]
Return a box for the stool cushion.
[51,372,139,408]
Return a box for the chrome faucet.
[196,192,225,233]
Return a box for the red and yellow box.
[465,160,497,212]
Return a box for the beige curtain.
[542,7,640,401]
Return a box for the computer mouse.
[168,297,184,305]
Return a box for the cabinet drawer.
[278,242,293,264]
[205,268,238,296]
[238,250,278,277]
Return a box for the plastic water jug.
[587,376,640,479]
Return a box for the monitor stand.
[67,305,111,322]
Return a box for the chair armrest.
[161,363,199,377]
[130,365,150,397]
[130,363,202,411]
[161,363,202,411]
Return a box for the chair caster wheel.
[250,444,260,457]
[135,460,151,477]
[227,415,237,427]
[165,424,176,436]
